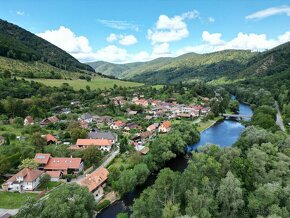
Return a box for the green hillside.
[0,19,94,74]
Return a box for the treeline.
[109,122,200,196]
[131,125,290,218]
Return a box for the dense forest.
[0,19,94,73]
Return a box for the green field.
[23,76,143,90]
[0,192,38,209]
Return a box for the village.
[0,92,212,214]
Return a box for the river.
[97,101,253,218]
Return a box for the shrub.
[95,200,110,211]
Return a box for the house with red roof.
[133,99,149,107]
[34,153,83,175]
[79,167,109,199]
[158,121,172,133]
[40,116,59,126]
[44,134,57,145]
[110,120,126,130]
[3,168,43,191]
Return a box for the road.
[275,101,286,132]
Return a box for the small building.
[158,121,172,133]
[44,134,57,145]
[79,167,109,199]
[110,120,126,130]
[0,136,5,145]
[24,116,34,126]
[80,113,93,123]
[40,116,59,126]
[76,139,112,152]
[133,99,149,107]
[147,123,159,132]
[127,110,138,116]
[4,168,43,191]
[88,131,117,144]
[124,123,140,131]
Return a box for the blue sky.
[1,0,290,63]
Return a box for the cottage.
[158,121,171,133]
[140,131,154,139]
[124,123,140,131]
[0,136,5,145]
[133,99,149,107]
[34,153,83,175]
[147,123,159,132]
[80,113,93,123]
[4,168,43,191]
[79,167,109,199]
[110,120,126,130]
[24,116,34,126]
[76,139,112,151]
[44,134,57,145]
[40,116,59,126]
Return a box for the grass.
[36,181,61,191]
[0,191,38,209]
[0,124,23,136]
[197,116,223,132]
[23,76,143,90]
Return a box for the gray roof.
[88,131,117,140]
[81,113,93,120]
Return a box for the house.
[0,136,5,145]
[34,153,83,175]
[178,113,192,119]
[79,167,109,199]
[88,131,117,144]
[124,123,140,131]
[140,131,154,140]
[45,171,62,182]
[110,120,126,130]
[80,120,89,129]
[44,134,57,145]
[40,116,59,126]
[61,108,71,114]
[147,123,159,132]
[127,110,138,116]
[158,121,171,133]
[80,113,93,123]
[201,107,211,115]
[4,168,43,191]
[145,115,153,120]
[140,147,149,155]
[134,99,148,107]
[24,116,34,126]
[76,139,112,151]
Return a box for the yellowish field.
[24,76,143,90]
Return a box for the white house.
[158,121,172,133]
[4,168,43,191]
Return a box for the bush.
[95,200,110,211]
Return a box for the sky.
[1,0,290,63]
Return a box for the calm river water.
[97,102,253,218]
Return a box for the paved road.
[275,101,286,132]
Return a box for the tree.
[229,100,239,113]
[19,158,39,170]
[40,174,51,188]
[30,132,46,151]
[217,171,244,218]
[134,163,150,185]
[115,169,137,195]
[81,146,102,167]
[16,183,96,218]
[162,201,181,218]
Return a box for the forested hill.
[0,19,94,73]
[88,50,256,83]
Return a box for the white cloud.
[208,17,215,23]
[177,31,290,55]
[106,34,137,46]
[106,33,118,43]
[98,19,139,31]
[202,31,224,45]
[37,26,92,54]
[152,43,171,55]
[246,5,290,20]
[132,51,151,62]
[119,35,137,46]
[148,10,199,44]
[16,11,25,16]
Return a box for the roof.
[81,113,93,120]
[140,147,150,155]
[46,171,62,178]
[88,132,116,141]
[48,116,59,123]
[161,121,171,129]
[113,120,126,127]
[140,131,154,138]
[79,167,109,192]
[45,134,57,142]
[44,157,82,170]
[7,168,43,183]
[34,153,51,164]
[76,139,112,147]
[147,124,157,131]
[25,116,34,123]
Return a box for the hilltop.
[0,19,94,77]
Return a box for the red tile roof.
[113,120,126,127]
[46,171,62,178]
[25,116,34,124]
[162,121,171,129]
[34,153,51,164]
[76,139,112,147]
[44,157,82,171]
[45,134,57,142]
[7,168,43,183]
[79,167,109,192]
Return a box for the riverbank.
[197,116,223,132]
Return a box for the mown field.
[23,76,143,90]
[0,192,38,209]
